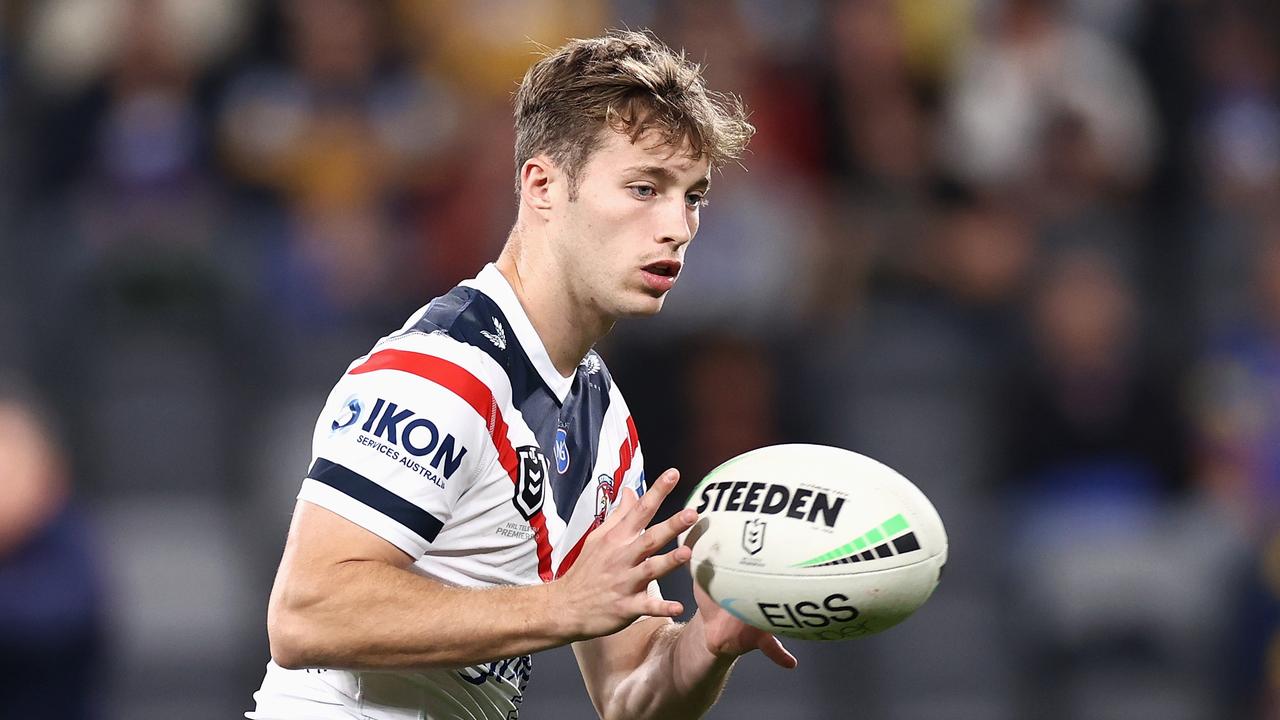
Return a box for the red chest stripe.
[350,349,555,582]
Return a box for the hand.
[694,579,798,670]
[553,469,697,640]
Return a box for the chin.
[618,293,666,318]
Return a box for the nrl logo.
[742,518,766,555]
[513,445,548,520]
[481,318,507,350]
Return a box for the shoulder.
[312,290,518,482]
[379,284,548,401]
[301,297,515,557]
[347,287,519,409]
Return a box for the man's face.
[547,128,711,319]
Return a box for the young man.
[249,30,795,720]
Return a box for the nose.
[658,196,694,248]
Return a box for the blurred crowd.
[1,1,1278,718]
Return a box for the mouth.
[641,260,682,279]
[639,260,682,294]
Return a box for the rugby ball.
[681,444,946,641]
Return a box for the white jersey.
[249,264,648,719]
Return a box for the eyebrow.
[623,164,711,192]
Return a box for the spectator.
[0,379,104,719]
[941,0,1157,192]
[1002,246,1189,500]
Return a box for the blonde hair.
[513,29,754,199]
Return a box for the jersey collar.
[462,263,575,403]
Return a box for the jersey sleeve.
[297,342,500,559]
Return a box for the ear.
[519,156,558,216]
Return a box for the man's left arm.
[573,583,798,720]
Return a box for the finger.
[634,544,692,583]
[600,486,639,532]
[633,507,698,560]
[622,468,680,534]
[758,634,798,670]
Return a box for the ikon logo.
[742,518,766,555]
[348,396,469,479]
[331,396,363,434]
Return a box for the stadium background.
[1,0,1277,718]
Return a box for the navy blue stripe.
[308,458,443,543]
[408,281,619,524]
[447,292,616,524]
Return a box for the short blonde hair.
[513,29,754,198]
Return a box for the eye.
[686,192,708,208]
[629,184,657,199]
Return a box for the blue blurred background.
[1,0,1278,718]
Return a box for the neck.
[495,240,613,377]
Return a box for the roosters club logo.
[593,474,615,528]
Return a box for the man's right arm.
[267,470,695,671]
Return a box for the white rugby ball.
[681,444,947,641]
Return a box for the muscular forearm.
[604,612,737,720]
[268,473,697,677]
[269,559,574,671]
